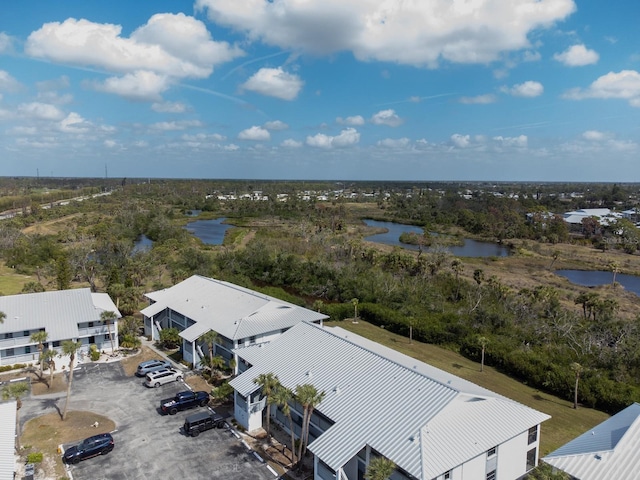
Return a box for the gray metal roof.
[230,322,550,478]
[543,403,640,480]
[0,400,16,480]
[142,275,328,341]
[0,289,121,342]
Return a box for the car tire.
[199,399,207,407]
[191,429,200,437]
[169,408,178,415]
[154,382,160,388]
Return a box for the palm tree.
[271,384,297,464]
[254,373,279,436]
[30,330,48,379]
[42,349,57,389]
[2,381,30,449]
[61,340,81,420]
[351,298,359,323]
[478,336,489,372]
[365,456,396,480]
[571,362,584,409]
[295,383,326,461]
[100,310,118,353]
[199,330,219,372]
[609,261,620,287]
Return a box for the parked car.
[136,359,172,377]
[183,411,225,437]
[63,433,114,464]
[161,390,209,415]
[144,368,183,387]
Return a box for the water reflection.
[363,220,510,258]
[184,217,231,245]
[556,269,640,297]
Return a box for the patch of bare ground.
[21,411,116,480]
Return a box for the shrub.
[89,345,100,361]
[26,452,43,463]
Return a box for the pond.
[133,235,153,253]
[184,217,231,245]
[363,220,510,258]
[555,269,640,297]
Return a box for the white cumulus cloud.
[450,134,471,148]
[196,0,576,67]
[238,126,271,141]
[306,128,360,148]
[59,112,91,133]
[371,109,403,127]
[337,115,365,126]
[563,70,640,107]
[582,130,606,141]
[25,14,244,101]
[492,135,528,147]
[281,139,303,148]
[150,120,203,131]
[18,102,65,121]
[264,120,289,130]
[241,67,303,100]
[501,81,544,97]
[554,44,599,66]
[0,70,22,92]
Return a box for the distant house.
[0,288,121,366]
[141,275,328,369]
[231,321,550,480]
[543,403,640,480]
[562,208,622,227]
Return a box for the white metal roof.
[230,322,550,478]
[142,275,328,341]
[0,289,121,342]
[0,400,16,480]
[543,403,640,480]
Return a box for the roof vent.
[333,386,341,394]
[595,454,601,460]
[306,371,313,378]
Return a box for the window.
[249,336,256,344]
[486,470,496,480]
[88,322,94,328]
[487,447,497,458]
[528,426,538,444]
[526,448,537,471]
[444,471,451,479]
[53,341,61,347]
[5,332,13,339]
[23,330,30,337]
[25,346,31,354]
[6,348,14,357]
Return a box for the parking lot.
[20,361,277,480]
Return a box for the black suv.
[183,411,225,437]
[63,433,114,464]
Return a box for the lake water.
[133,235,153,253]
[184,217,231,245]
[363,220,510,258]
[556,269,640,297]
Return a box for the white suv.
[144,368,183,388]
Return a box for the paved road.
[20,362,276,480]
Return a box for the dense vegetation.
[1,178,640,414]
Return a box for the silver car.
[136,359,172,377]
[144,368,183,388]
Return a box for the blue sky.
[1,0,639,181]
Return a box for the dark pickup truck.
[160,390,209,415]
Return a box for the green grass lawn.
[326,320,610,456]
[0,262,32,295]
